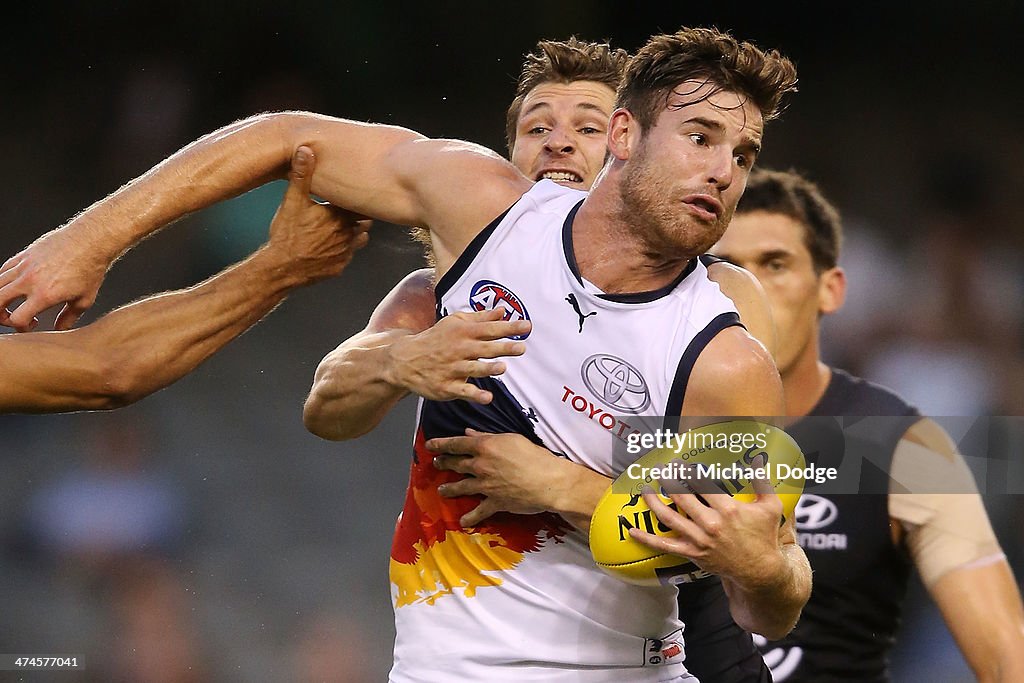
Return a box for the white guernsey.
[388,181,743,682]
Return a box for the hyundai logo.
[794,494,838,530]
[580,354,651,414]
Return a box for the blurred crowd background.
[1,3,1021,681]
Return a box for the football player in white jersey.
[302,37,780,682]
[306,37,774,438]
[0,26,810,679]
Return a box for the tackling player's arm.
[0,112,529,331]
[304,268,436,441]
[0,148,364,412]
[889,419,1024,682]
[303,268,532,441]
[307,266,608,521]
[631,327,811,640]
[429,430,611,530]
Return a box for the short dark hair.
[505,37,629,153]
[617,27,798,133]
[736,168,842,272]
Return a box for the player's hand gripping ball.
[589,420,805,586]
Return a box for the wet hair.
[617,27,798,133]
[737,167,842,272]
[505,37,629,153]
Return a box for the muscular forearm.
[929,560,1024,683]
[303,330,413,441]
[70,116,293,262]
[75,245,303,408]
[428,431,613,529]
[721,540,811,640]
[70,113,441,265]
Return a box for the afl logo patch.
[581,354,651,414]
[469,280,531,340]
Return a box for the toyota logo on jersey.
[469,280,531,340]
[580,354,651,414]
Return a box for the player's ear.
[817,266,846,315]
[607,109,638,161]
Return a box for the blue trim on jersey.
[561,200,699,303]
[699,254,727,268]
[434,203,517,302]
[420,376,544,445]
[663,311,743,425]
[561,199,587,287]
[599,259,698,303]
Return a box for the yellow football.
[589,420,805,586]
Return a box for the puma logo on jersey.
[565,293,596,332]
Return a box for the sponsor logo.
[565,293,596,333]
[795,494,838,530]
[657,565,712,585]
[794,494,847,551]
[559,385,642,443]
[644,628,685,666]
[580,354,651,414]
[468,280,530,340]
[754,634,804,681]
[798,533,848,550]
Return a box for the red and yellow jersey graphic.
[390,429,570,607]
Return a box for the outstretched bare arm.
[0,147,366,413]
[0,112,529,330]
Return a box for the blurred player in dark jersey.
[707,168,1024,682]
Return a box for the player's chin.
[660,224,719,258]
[680,216,728,252]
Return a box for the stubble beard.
[619,145,731,260]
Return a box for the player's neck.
[571,187,693,294]
[781,344,832,417]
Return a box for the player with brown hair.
[0,27,805,680]
[305,35,780,682]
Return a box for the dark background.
[1,3,1021,681]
